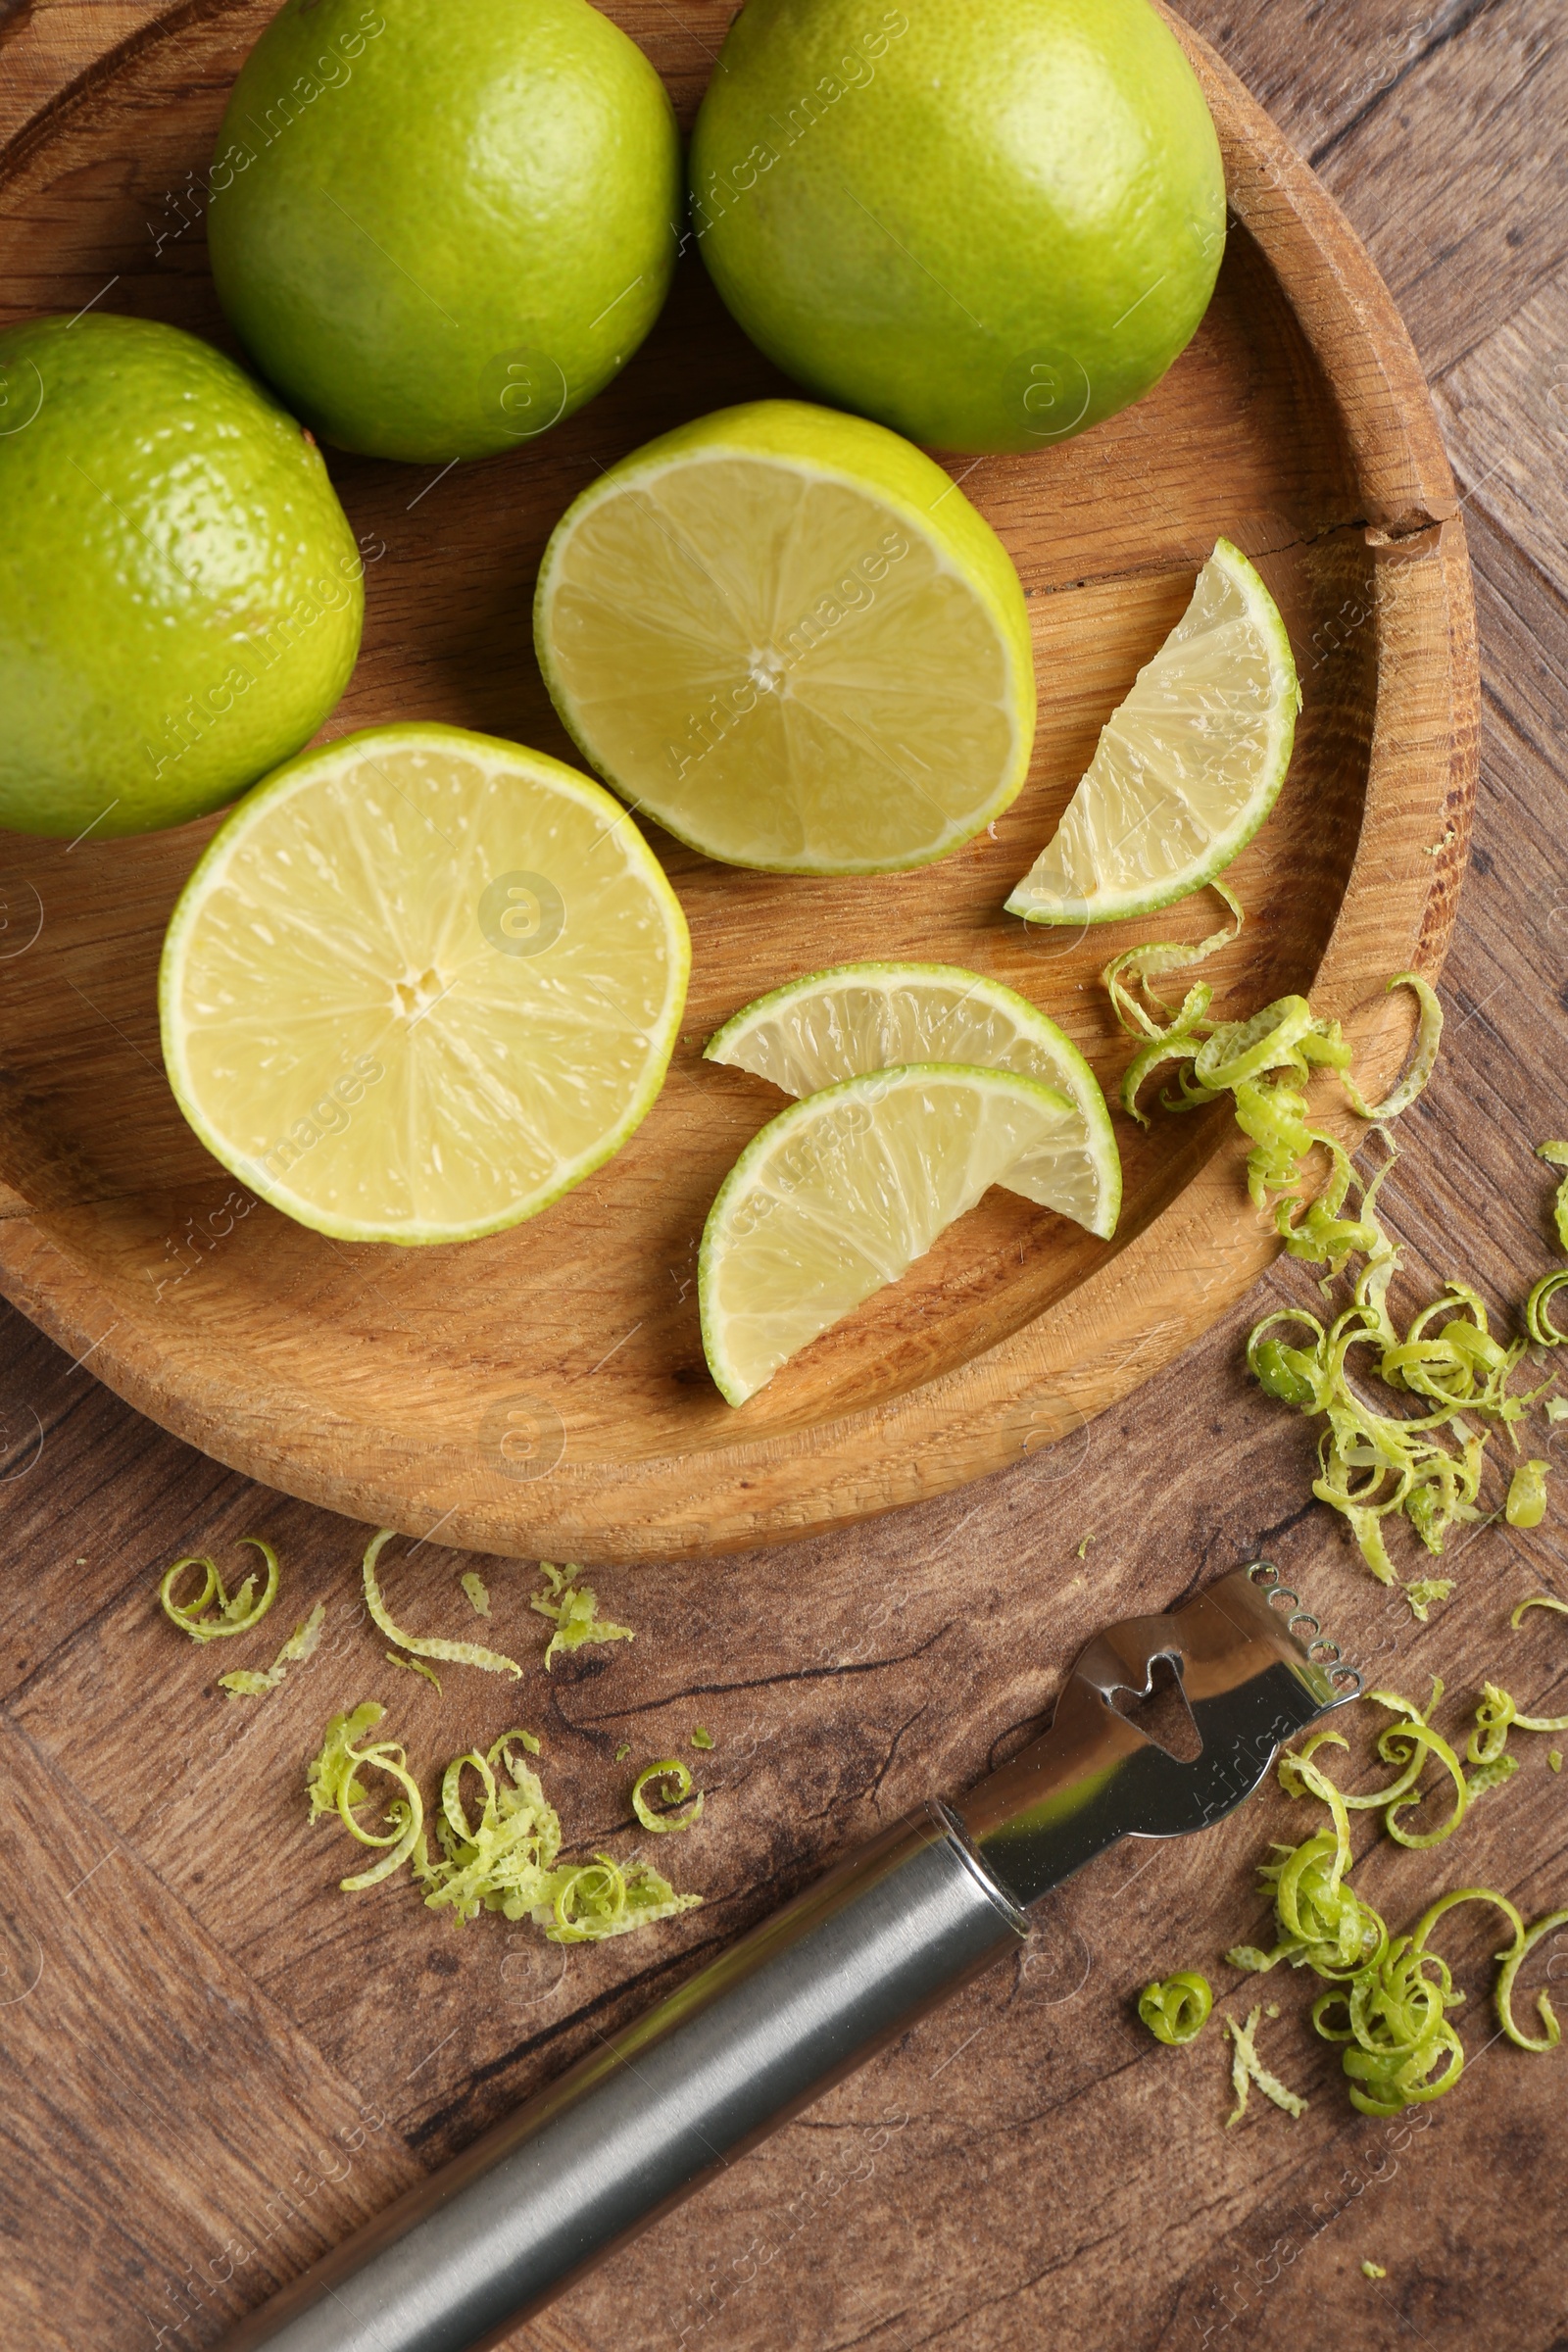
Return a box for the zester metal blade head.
[953,1562,1362,1910]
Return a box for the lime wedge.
[534,399,1035,874]
[700,1064,1076,1405]
[1006,538,1299,926]
[160,723,689,1244]
[706,961,1120,1240]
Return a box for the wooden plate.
[0,1,1476,1563]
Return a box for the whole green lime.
[689,0,1227,455]
[206,0,682,463]
[0,314,363,840]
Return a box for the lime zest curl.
[306,1701,425,1892]
[1138,1971,1212,2045]
[1512,1593,1568,1628]
[363,1528,521,1678]
[631,1758,705,1835]
[1504,1595,1568,1732]
[1525,1270,1568,1347]
[546,1853,702,1944]
[532,1561,634,1671]
[1102,879,1244,1073]
[219,1601,325,1699]
[160,1537,279,1642]
[1539,1142,1568,1251]
[461,1571,491,1618]
[1339,973,1444,1124]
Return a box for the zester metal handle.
[220,1805,1026,2352]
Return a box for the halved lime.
[1006,539,1299,926]
[160,723,689,1244]
[705,961,1119,1239]
[534,400,1035,874]
[700,1064,1076,1405]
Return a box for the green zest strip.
[1511,1594,1568,1627]
[306,1702,425,1892]
[219,1602,325,1699]
[461,1571,491,1618]
[363,1529,521,1678]
[160,1537,279,1642]
[532,1561,634,1671]
[1540,1143,1568,1251]
[1525,1270,1568,1347]
[387,1650,442,1691]
[1340,973,1444,1123]
[1138,1971,1212,2045]
[631,1758,705,1834]
[1225,2006,1307,2125]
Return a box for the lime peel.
[1211,1703,1568,2115]
[387,1650,442,1692]
[531,1561,634,1671]
[1138,1971,1211,2045]
[363,1529,521,1678]
[160,1538,279,1642]
[1225,2006,1307,2125]
[220,1602,325,1699]
[1247,1122,1560,1604]
[1507,1461,1549,1529]
[631,1759,704,1834]
[307,1702,425,1892]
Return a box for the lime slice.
[1006,538,1299,926]
[705,961,1120,1240]
[534,399,1035,874]
[700,1064,1076,1405]
[160,723,689,1244]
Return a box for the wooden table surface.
[3,3,1566,2349]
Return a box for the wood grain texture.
[0,0,1477,1562]
[3,5,1566,2352]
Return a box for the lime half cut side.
[699,1063,1077,1406]
[160,723,689,1244]
[535,400,1036,874]
[1006,539,1299,927]
[706,961,1120,1239]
